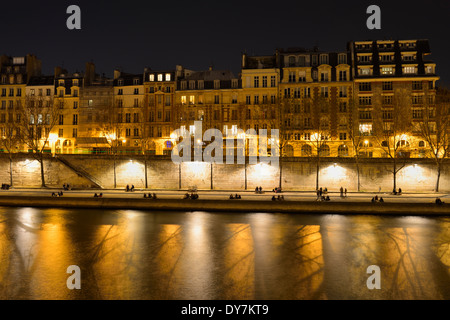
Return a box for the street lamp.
[364,140,369,157]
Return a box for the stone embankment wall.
[0,154,449,192]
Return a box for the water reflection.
[0,208,450,299]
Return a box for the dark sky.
[2,0,449,87]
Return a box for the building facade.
[1,38,445,161]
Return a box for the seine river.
[1,207,450,300]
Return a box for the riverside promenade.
[0,188,448,216]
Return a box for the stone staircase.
[55,155,103,189]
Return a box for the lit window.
[358,67,372,76]
[403,66,417,74]
[158,74,163,81]
[189,95,195,105]
[149,74,155,81]
[359,124,373,135]
[165,73,171,81]
[181,96,186,105]
[381,67,394,75]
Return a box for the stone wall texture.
[0,154,449,192]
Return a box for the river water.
[1,207,450,300]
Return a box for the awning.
[76,137,110,148]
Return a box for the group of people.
[392,188,402,195]
[126,185,135,192]
[229,194,242,199]
[271,195,285,201]
[143,193,157,199]
[184,193,199,200]
[93,193,103,197]
[255,186,264,194]
[316,187,328,199]
[272,187,282,193]
[62,183,71,191]
[51,191,64,197]
[1,183,10,190]
[318,195,331,201]
[371,195,384,203]
[339,186,348,197]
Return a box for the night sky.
[2,0,449,87]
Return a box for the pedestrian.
[126,185,130,192]
[131,185,135,192]
[340,186,344,197]
[344,188,347,197]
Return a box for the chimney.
[114,69,121,80]
[54,66,63,78]
[85,62,95,86]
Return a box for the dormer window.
[319,54,329,65]
[149,74,155,81]
[338,53,347,65]
[165,73,171,81]
[157,74,163,82]
[133,78,140,85]
[118,79,124,86]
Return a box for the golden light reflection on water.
[88,210,150,300]
[154,224,184,299]
[1,208,450,299]
[223,223,255,299]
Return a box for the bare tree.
[0,118,20,186]
[416,87,450,192]
[309,93,332,190]
[374,90,412,192]
[103,106,121,189]
[348,97,366,191]
[265,98,291,190]
[15,94,60,187]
